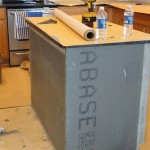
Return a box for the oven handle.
[10,10,33,15]
[10,11,15,15]
[11,52,30,55]
[10,9,53,15]
[10,9,43,15]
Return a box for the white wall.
[0,0,2,3]
[68,0,150,3]
[50,0,116,2]
[49,0,149,3]
[119,0,150,3]
[135,0,150,3]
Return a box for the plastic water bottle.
[96,7,107,40]
[124,5,134,36]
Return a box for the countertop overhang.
[26,15,150,48]
[97,1,150,15]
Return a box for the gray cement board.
[66,44,145,150]
[30,28,66,150]
[30,27,150,150]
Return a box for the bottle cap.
[127,5,132,8]
[93,4,96,7]
[99,7,104,10]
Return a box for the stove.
[2,0,57,66]
[3,0,43,4]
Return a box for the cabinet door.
[134,23,147,33]
[0,8,8,62]
[111,8,120,24]
[105,6,113,23]
[146,27,150,34]
[110,8,124,25]
[0,8,5,20]
[106,7,150,34]
[0,20,8,59]
[134,13,150,27]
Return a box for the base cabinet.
[0,8,8,63]
[108,7,124,25]
[146,27,150,34]
[106,7,150,34]
[134,23,147,33]
[30,27,150,150]
[133,13,150,33]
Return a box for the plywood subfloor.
[0,67,31,108]
[140,144,150,150]
[140,86,150,149]
[0,106,54,150]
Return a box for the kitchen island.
[26,15,150,150]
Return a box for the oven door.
[10,50,30,66]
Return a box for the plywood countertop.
[95,1,150,15]
[57,1,150,16]
[26,15,150,47]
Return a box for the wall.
[44,0,150,3]
[69,0,150,3]
[127,0,150,3]
[135,0,150,3]
[50,0,117,2]
[0,0,2,3]
[49,0,149,3]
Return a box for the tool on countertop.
[136,2,142,5]
[38,18,57,24]
[82,0,96,27]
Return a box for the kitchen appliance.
[3,0,44,4]
[7,8,54,66]
[3,0,56,66]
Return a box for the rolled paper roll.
[54,9,96,41]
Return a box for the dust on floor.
[0,67,54,149]
[0,106,54,150]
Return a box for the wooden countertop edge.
[26,18,67,49]
[95,2,150,15]
[26,16,150,47]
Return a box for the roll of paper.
[54,9,96,41]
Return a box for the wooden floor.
[140,86,150,150]
[0,67,54,150]
[0,67,31,108]
[0,106,54,150]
